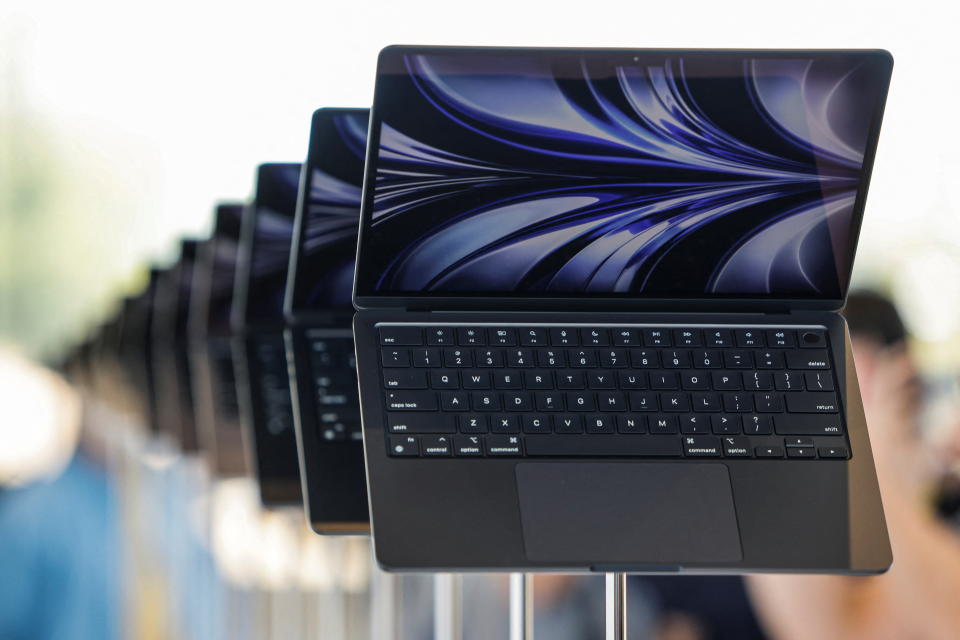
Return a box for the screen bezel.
[285,107,369,325]
[353,45,893,312]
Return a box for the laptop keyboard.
[307,330,362,442]
[377,324,849,460]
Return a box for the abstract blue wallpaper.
[291,111,368,311]
[360,51,890,298]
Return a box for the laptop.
[284,108,370,534]
[189,204,247,475]
[352,46,894,573]
[152,240,202,452]
[232,163,303,505]
[117,271,162,433]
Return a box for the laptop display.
[289,110,368,313]
[207,204,244,334]
[355,49,891,301]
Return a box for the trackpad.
[516,463,742,566]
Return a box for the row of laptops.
[66,46,896,576]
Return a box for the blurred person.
[0,349,120,640]
[748,291,960,640]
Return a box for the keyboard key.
[422,435,453,456]
[566,392,595,411]
[712,371,741,390]
[643,329,671,346]
[799,330,827,348]
[650,415,678,434]
[612,328,640,346]
[507,349,535,368]
[786,351,830,369]
[684,435,721,456]
[680,414,710,434]
[787,447,816,459]
[587,371,616,389]
[631,349,659,368]
[522,415,552,434]
[454,436,484,456]
[493,371,522,389]
[458,327,485,345]
[386,391,437,411]
[459,415,488,433]
[785,392,839,413]
[722,393,753,412]
[784,436,815,448]
[462,371,491,389]
[774,414,844,435]
[475,349,504,368]
[650,371,679,390]
[756,445,784,458]
[538,349,566,367]
[743,371,773,391]
[535,392,563,411]
[774,371,803,391]
[381,348,410,367]
[804,371,835,392]
[722,436,752,457]
[743,414,773,435]
[554,415,583,433]
[387,413,455,434]
[673,329,701,346]
[766,330,796,348]
[524,371,553,389]
[426,327,455,345]
[581,328,610,346]
[489,328,517,346]
[599,349,628,368]
[585,415,615,434]
[411,348,441,367]
[705,329,732,347]
[380,326,422,345]
[430,370,459,389]
[617,415,646,434]
[491,415,520,433]
[524,435,681,456]
[441,392,469,411]
[755,392,784,412]
[519,328,547,346]
[619,372,647,389]
[818,446,849,459]
[711,414,741,434]
[597,392,626,411]
[487,435,523,456]
[735,330,764,347]
[443,349,472,367]
[629,392,658,411]
[661,392,690,412]
[681,372,709,390]
[691,392,720,412]
[550,328,578,346]
[388,436,420,456]
[383,370,427,389]
[569,349,597,367]
[504,392,533,412]
[663,349,691,368]
[693,350,721,368]
[724,350,753,368]
[556,371,585,389]
[471,392,501,411]
[756,350,785,369]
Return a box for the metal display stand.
[604,573,627,640]
[509,573,534,640]
[371,564,400,640]
[433,573,463,640]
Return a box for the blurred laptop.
[285,108,370,533]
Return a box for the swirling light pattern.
[360,51,889,298]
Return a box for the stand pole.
[371,566,400,640]
[433,573,462,640]
[509,573,534,640]
[604,573,627,640]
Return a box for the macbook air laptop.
[190,204,247,475]
[353,46,894,573]
[285,108,370,534]
[233,163,303,505]
[152,240,202,452]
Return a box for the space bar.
[524,436,682,457]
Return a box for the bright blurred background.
[2,1,960,640]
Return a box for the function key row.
[379,326,827,349]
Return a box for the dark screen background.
[356,49,891,300]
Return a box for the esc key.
[380,326,423,345]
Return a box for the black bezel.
[285,107,369,327]
[352,45,894,313]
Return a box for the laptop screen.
[355,47,892,302]
[207,204,244,333]
[243,163,301,325]
[288,108,368,314]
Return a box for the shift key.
[387,413,455,434]
[385,391,438,411]
[775,414,844,435]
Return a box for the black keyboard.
[377,324,849,460]
[307,330,362,442]
[252,336,295,436]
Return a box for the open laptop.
[232,163,303,505]
[352,46,894,573]
[190,204,247,475]
[152,240,202,452]
[285,108,370,534]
